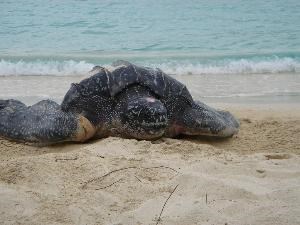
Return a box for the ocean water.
[0,0,300,102]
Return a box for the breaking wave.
[0,57,299,76]
[0,60,94,76]
[156,57,300,75]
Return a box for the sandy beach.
[1,0,300,224]
[1,104,299,225]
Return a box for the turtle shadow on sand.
[0,61,239,146]
[165,133,237,147]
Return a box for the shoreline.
[0,73,299,106]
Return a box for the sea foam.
[0,60,94,76]
[0,57,299,76]
[156,57,300,75]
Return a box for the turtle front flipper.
[170,101,239,138]
[0,99,95,145]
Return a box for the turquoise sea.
[0,0,300,102]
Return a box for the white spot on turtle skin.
[145,97,156,103]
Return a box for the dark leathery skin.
[0,99,79,144]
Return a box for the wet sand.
[1,73,299,105]
[1,105,300,225]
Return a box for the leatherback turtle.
[61,60,239,140]
[0,61,239,145]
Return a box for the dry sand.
[0,105,300,225]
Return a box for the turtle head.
[121,97,167,140]
[171,102,239,137]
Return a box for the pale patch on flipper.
[73,115,96,142]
